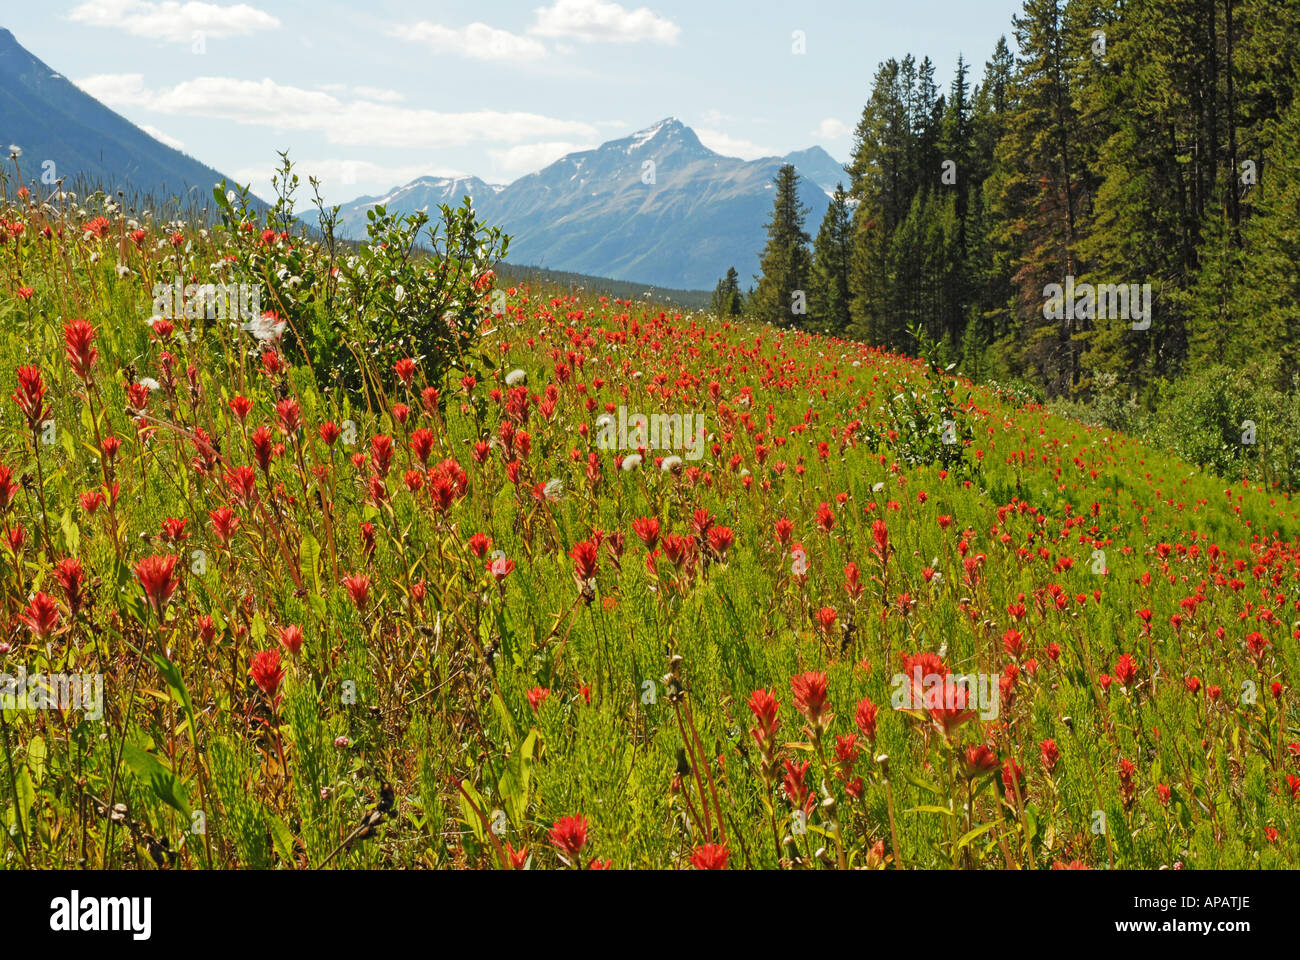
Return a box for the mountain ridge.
[0,28,240,210]
[335,118,841,290]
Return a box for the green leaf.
[60,508,79,556]
[266,812,297,865]
[956,820,998,849]
[299,532,323,596]
[900,768,943,796]
[458,777,488,845]
[151,652,195,730]
[11,765,33,836]
[497,728,538,824]
[121,740,192,819]
[26,736,46,784]
[905,804,955,817]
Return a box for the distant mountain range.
[1,25,847,292]
[0,28,235,210]
[335,120,846,290]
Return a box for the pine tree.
[751,164,813,327]
[811,184,853,333]
[1241,88,1300,375]
[847,58,913,346]
[711,267,744,318]
[987,0,1094,396]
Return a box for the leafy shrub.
[212,154,509,404]
[1148,361,1300,488]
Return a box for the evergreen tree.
[711,266,744,318]
[811,184,853,333]
[847,58,914,346]
[1241,89,1300,375]
[751,164,813,327]
[987,0,1094,396]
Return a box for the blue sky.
[7,0,1024,203]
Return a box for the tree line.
[722,0,1300,407]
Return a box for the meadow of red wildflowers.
[0,186,1297,871]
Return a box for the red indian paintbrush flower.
[134,554,179,618]
[11,364,46,431]
[962,743,999,777]
[53,557,85,615]
[505,843,528,870]
[0,464,16,512]
[342,573,371,610]
[747,687,778,741]
[1040,738,1060,774]
[660,533,696,571]
[63,319,98,382]
[548,814,589,861]
[570,539,599,581]
[854,696,879,741]
[250,425,275,471]
[871,519,890,562]
[209,507,239,545]
[791,670,832,732]
[275,397,301,434]
[706,525,735,558]
[1114,652,1138,687]
[691,844,729,870]
[843,562,863,600]
[489,555,514,584]
[1002,628,1024,657]
[631,516,660,549]
[409,428,435,466]
[370,434,393,477]
[277,624,304,657]
[1001,758,1025,798]
[250,648,285,697]
[526,687,550,712]
[224,465,257,505]
[774,517,793,545]
[19,592,60,640]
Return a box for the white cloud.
[489,141,596,177]
[531,0,680,44]
[400,21,546,61]
[66,0,279,43]
[139,124,184,150]
[75,73,599,149]
[695,128,774,160]
[352,86,404,103]
[318,83,405,103]
[77,73,153,105]
[816,117,850,140]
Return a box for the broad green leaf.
[497,728,538,824]
[267,812,297,865]
[60,508,79,556]
[26,736,46,784]
[121,740,191,818]
[151,652,195,730]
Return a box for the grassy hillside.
[0,183,1296,871]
